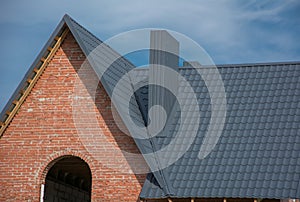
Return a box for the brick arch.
[37,149,95,185]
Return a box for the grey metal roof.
[139,63,300,199]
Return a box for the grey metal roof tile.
[140,61,300,197]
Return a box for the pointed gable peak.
[0,14,102,136]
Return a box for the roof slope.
[139,62,300,199]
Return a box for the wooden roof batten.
[0,26,69,136]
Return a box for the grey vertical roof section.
[144,31,181,196]
[139,62,300,199]
[149,30,179,131]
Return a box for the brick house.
[0,15,299,202]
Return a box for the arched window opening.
[43,156,92,202]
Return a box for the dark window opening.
[44,156,92,202]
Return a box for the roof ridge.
[63,15,103,44]
[133,61,300,71]
[180,61,300,70]
[214,60,300,67]
[63,15,101,57]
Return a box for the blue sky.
[0,0,300,111]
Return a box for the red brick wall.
[0,32,147,201]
